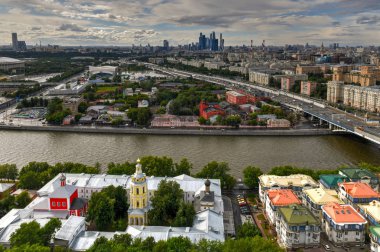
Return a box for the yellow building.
[128,159,149,226]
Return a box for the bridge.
[146,64,380,146]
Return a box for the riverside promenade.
[0,124,344,136]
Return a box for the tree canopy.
[196,161,236,190]
[243,166,263,189]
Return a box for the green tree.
[222,237,284,252]
[102,186,129,219]
[0,164,18,181]
[173,202,196,227]
[148,180,184,226]
[40,218,62,246]
[166,237,193,252]
[196,161,236,189]
[196,239,223,252]
[107,162,136,175]
[243,166,263,189]
[225,115,241,128]
[95,196,115,231]
[236,222,261,238]
[136,107,152,126]
[198,116,207,125]
[140,156,176,177]
[15,191,31,208]
[175,158,193,175]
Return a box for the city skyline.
[0,0,380,46]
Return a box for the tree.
[94,196,115,231]
[236,222,261,238]
[10,218,61,247]
[173,202,196,227]
[196,161,236,190]
[102,186,129,220]
[140,156,176,177]
[15,191,31,208]
[148,180,184,226]
[78,102,89,114]
[225,115,241,128]
[40,218,62,246]
[136,107,152,126]
[195,239,223,252]
[223,237,284,252]
[175,158,193,175]
[18,171,44,190]
[243,166,263,189]
[166,237,193,252]
[0,164,18,181]
[107,162,135,175]
[198,116,207,125]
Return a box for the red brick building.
[199,101,225,120]
[226,91,248,105]
[300,81,318,96]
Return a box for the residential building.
[370,226,380,252]
[338,182,379,206]
[265,189,301,228]
[151,115,200,128]
[319,174,345,190]
[296,65,330,75]
[358,200,380,226]
[300,81,318,96]
[258,174,318,203]
[333,65,380,87]
[327,81,380,112]
[225,91,247,105]
[322,203,367,246]
[249,71,272,85]
[277,204,320,249]
[281,76,295,91]
[302,187,343,217]
[339,168,379,191]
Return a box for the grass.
[96,86,120,93]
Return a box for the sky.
[0,0,380,47]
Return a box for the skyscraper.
[163,40,169,50]
[219,33,224,51]
[198,33,206,50]
[12,33,18,51]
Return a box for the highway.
[146,64,380,146]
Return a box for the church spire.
[135,158,142,174]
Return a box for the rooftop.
[0,57,23,63]
[319,174,345,188]
[259,174,318,188]
[278,204,319,225]
[340,182,379,198]
[358,200,380,222]
[339,168,377,179]
[303,187,343,205]
[267,189,301,206]
[0,183,14,193]
[55,216,85,242]
[370,226,380,239]
[322,203,367,224]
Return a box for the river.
[0,130,379,178]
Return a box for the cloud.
[356,15,380,25]
[56,23,88,32]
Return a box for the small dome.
[205,179,211,187]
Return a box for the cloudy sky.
[0,0,379,46]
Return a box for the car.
[323,244,331,251]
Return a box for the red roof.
[322,203,367,224]
[340,182,379,198]
[267,189,301,206]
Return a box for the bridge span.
[148,64,380,146]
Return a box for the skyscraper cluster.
[198,31,224,51]
[11,33,27,51]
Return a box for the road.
[146,64,380,146]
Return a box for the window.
[52,202,56,206]
[137,201,139,208]
[57,202,61,207]
[62,202,66,207]
[143,187,145,193]
[136,188,139,195]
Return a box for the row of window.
[52,201,66,207]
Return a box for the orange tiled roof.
[322,203,367,224]
[267,189,301,206]
[340,182,379,198]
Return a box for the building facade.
[277,204,320,249]
[302,187,343,218]
[322,203,367,246]
[338,182,380,207]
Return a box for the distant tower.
[163,40,169,50]
[128,159,149,226]
[219,33,224,51]
[12,33,18,51]
[60,174,66,187]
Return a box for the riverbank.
[0,124,346,136]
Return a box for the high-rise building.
[198,33,206,50]
[163,40,169,50]
[12,33,18,51]
[219,33,224,51]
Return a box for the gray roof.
[0,57,23,63]
[49,185,77,199]
[70,198,88,210]
[201,192,215,203]
[55,216,85,243]
[0,183,14,193]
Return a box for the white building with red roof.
[265,189,301,228]
[338,182,380,207]
[322,203,367,246]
